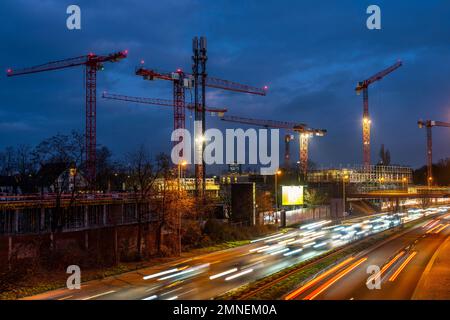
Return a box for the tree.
[304,188,329,206]
[32,131,85,240]
[125,146,167,259]
[0,146,16,176]
[156,174,195,255]
[256,189,273,225]
[95,146,114,191]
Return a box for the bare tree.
[32,131,85,245]
[154,159,196,255]
[0,146,16,176]
[125,146,167,259]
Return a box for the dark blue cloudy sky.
[1,0,449,171]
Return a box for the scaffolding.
[308,165,412,192]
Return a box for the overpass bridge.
[347,191,450,200]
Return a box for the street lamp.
[177,160,188,256]
[428,176,433,188]
[178,160,188,190]
[342,171,349,216]
[274,169,282,224]
[402,177,408,190]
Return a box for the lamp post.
[178,160,187,189]
[274,169,282,224]
[177,160,187,256]
[342,171,349,217]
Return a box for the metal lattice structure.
[135,41,267,196]
[355,61,402,169]
[220,115,326,179]
[418,120,450,186]
[7,50,128,184]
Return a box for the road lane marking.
[81,290,116,300]
[304,257,368,300]
[57,295,73,300]
[388,251,417,282]
[284,257,355,300]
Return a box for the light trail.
[365,251,405,286]
[283,248,303,256]
[81,290,116,300]
[434,224,449,234]
[158,264,209,281]
[270,248,290,255]
[304,257,368,300]
[143,268,179,280]
[249,245,269,253]
[251,233,284,243]
[284,257,355,300]
[388,251,417,282]
[426,224,443,234]
[225,268,254,281]
[209,268,238,280]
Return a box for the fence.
[0,202,158,236]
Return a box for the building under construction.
[308,165,412,192]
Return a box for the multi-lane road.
[25,206,450,300]
[286,209,450,300]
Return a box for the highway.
[25,206,449,300]
[286,209,450,300]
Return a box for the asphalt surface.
[25,207,449,300]
[288,211,450,300]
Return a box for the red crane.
[7,50,128,183]
[355,61,402,169]
[135,66,266,131]
[418,119,450,186]
[220,115,326,179]
[136,65,267,195]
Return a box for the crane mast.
[136,40,267,197]
[356,61,402,169]
[418,119,450,186]
[220,115,326,180]
[7,50,128,184]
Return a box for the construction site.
[1,1,450,303]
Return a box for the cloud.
[0,0,449,169]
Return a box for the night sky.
[1,0,449,172]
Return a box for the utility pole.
[342,171,349,217]
[274,170,282,224]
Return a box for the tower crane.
[356,61,402,169]
[136,64,267,196]
[6,50,128,183]
[102,92,227,116]
[418,119,450,186]
[220,115,326,180]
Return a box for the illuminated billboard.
[282,186,304,206]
